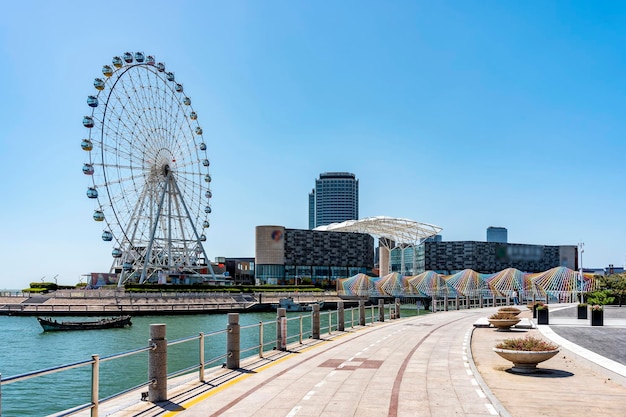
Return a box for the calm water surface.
[1,305,420,416]
[0,310,369,417]
[0,311,293,416]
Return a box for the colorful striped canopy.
[337,267,597,299]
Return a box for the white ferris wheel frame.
[82,52,215,285]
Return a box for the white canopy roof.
[314,216,442,246]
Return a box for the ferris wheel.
[81,52,214,285]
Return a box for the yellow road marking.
[162,338,341,416]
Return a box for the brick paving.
[71,304,626,417]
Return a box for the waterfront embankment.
[0,290,350,316]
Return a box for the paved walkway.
[76,304,626,417]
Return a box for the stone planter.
[498,308,521,317]
[488,318,521,331]
[577,305,587,319]
[537,308,549,325]
[493,348,560,373]
[591,309,604,326]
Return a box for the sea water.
[0,311,290,416]
[1,305,420,416]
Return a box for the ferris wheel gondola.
[81,52,214,285]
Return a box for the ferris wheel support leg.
[139,176,171,284]
[170,176,216,280]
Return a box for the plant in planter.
[536,304,549,325]
[530,301,544,318]
[586,290,614,327]
[590,304,604,326]
[493,335,559,373]
[577,303,587,319]
[498,306,521,316]
[488,312,521,331]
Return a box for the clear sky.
[1,1,625,289]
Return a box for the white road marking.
[286,406,301,417]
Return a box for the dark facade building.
[256,226,374,286]
[423,241,576,274]
[224,257,255,285]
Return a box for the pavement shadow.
[154,400,186,411]
[505,368,574,378]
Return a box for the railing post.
[276,308,286,350]
[479,296,483,308]
[299,315,303,344]
[337,301,345,331]
[328,310,333,334]
[199,333,205,382]
[1,372,3,417]
[359,300,366,326]
[349,306,354,327]
[312,304,320,339]
[91,354,99,417]
[149,324,167,402]
[226,313,240,369]
[259,322,264,358]
[378,299,385,322]
[395,298,401,319]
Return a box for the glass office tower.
[308,172,359,229]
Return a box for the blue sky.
[1,1,625,289]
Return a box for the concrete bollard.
[337,301,345,331]
[276,308,286,350]
[312,304,320,339]
[359,300,366,326]
[226,313,240,369]
[395,298,401,319]
[148,324,167,402]
[378,299,385,322]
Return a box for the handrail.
[0,301,440,416]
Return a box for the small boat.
[271,297,324,312]
[37,316,132,331]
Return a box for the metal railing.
[0,300,421,417]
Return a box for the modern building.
[487,227,508,243]
[255,225,374,287]
[308,172,359,229]
[389,240,576,275]
[223,257,255,285]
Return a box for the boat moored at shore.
[37,315,132,331]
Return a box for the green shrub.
[495,335,558,351]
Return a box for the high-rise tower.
[309,172,359,229]
[487,226,508,243]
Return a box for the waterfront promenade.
[71,304,626,417]
[0,291,340,316]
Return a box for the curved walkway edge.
[64,304,626,417]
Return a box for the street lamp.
[578,242,584,303]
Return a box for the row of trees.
[587,273,626,306]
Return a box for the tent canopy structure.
[337,267,597,301]
[315,216,442,246]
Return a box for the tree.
[595,274,626,306]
